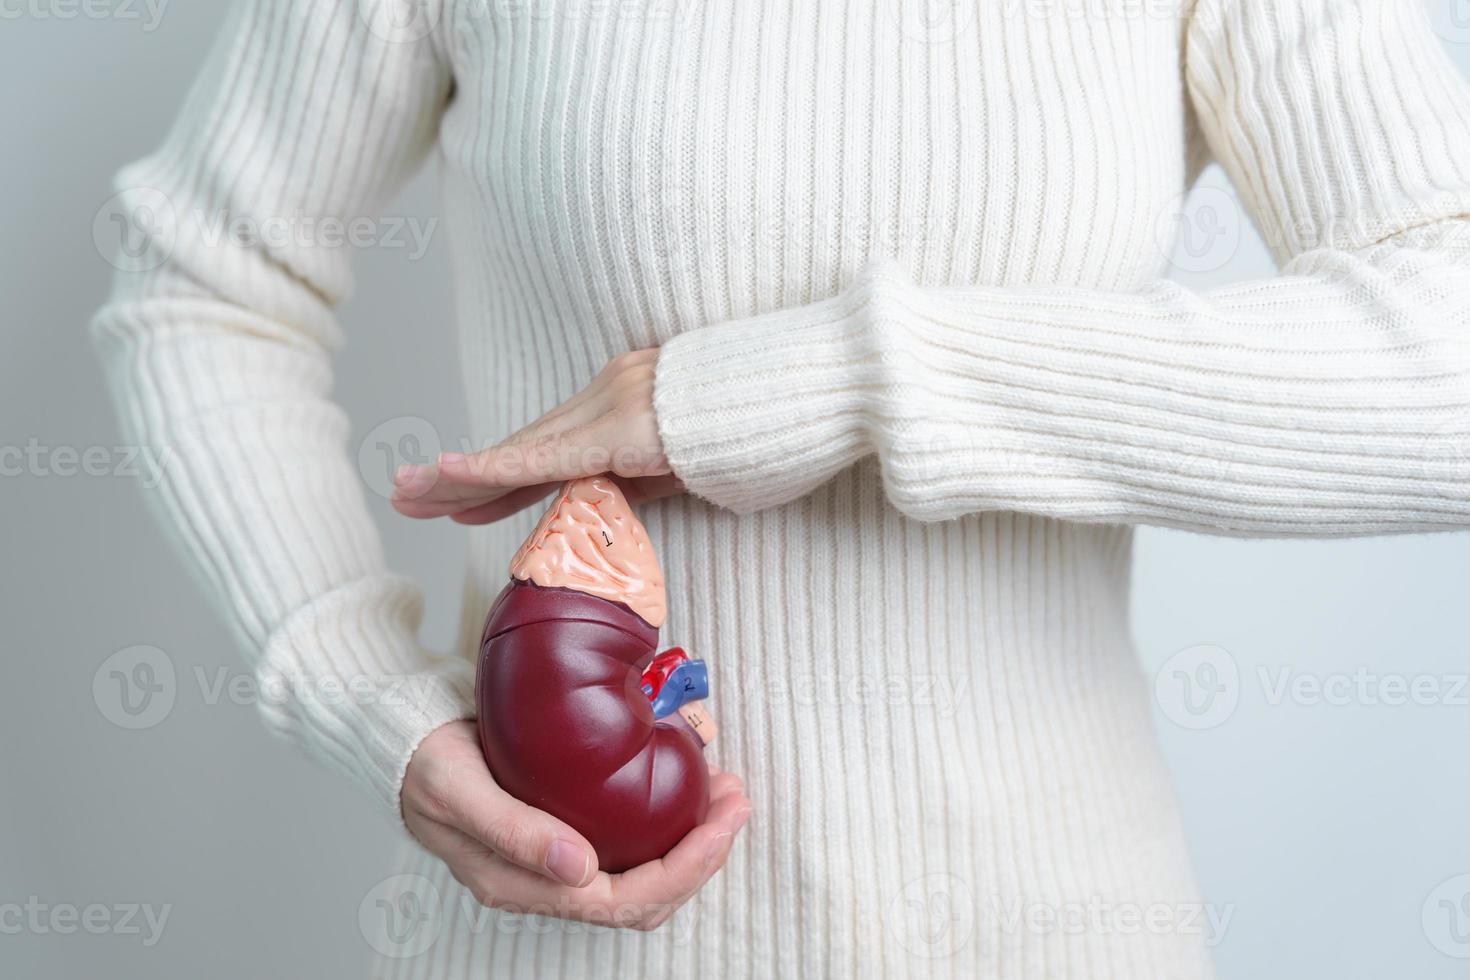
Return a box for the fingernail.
[438,452,466,466]
[393,464,420,485]
[546,839,591,886]
[734,806,752,830]
[703,831,733,870]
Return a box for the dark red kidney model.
[475,476,716,873]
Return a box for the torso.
[398,4,1215,977]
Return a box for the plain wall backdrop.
[3,2,1470,977]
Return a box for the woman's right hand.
[401,720,751,931]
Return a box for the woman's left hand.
[391,348,682,524]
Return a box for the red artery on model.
[475,477,712,873]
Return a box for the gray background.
[3,2,1469,977]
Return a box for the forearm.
[92,267,474,811]
[655,219,1470,535]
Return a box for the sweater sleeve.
[653,0,1470,536]
[90,0,474,821]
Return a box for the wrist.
[258,575,477,826]
[653,263,905,513]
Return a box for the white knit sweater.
[93,1,1470,976]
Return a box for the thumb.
[450,779,600,887]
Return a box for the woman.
[93,0,1470,976]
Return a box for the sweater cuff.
[654,262,913,514]
[258,575,477,826]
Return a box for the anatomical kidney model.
[475,476,715,872]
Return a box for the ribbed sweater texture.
[93,1,1470,976]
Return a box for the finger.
[686,773,749,889]
[439,774,599,887]
[389,461,442,506]
[391,461,519,517]
[410,818,588,915]
[394,425,605,518]
[707,769,744,800]
[449,482,560,525]
[394,470,683,522]
[446,421,613,490]
[615,473,685,506]
[423,831,639,927]
[445,473,683,525]
[429,779,751,928]
[412,822,637,928]
[607,780,752,913]
[392,484,502,520]
[389,457,548,519]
